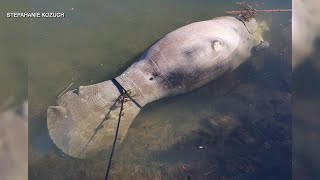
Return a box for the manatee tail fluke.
[47,80,141,159]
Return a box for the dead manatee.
[47,16,268,159]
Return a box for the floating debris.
[226,1,292,22]
[57,82,73,97]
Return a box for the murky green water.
[0,1,28,110]
[29,0,292,179]
[293,42,320,179]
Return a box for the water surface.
[0,1,28,109]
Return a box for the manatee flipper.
[47,80,141,159]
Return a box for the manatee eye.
[211,39,223,51]
[149,77,154,80]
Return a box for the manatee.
[47,16,268,159]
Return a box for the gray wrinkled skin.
[47,16,268,159]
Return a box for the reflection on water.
[29,0,291,179]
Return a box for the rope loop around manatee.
[112,78,142,108]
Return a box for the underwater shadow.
[114,51,291,179]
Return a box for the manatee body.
[47,16,267,159]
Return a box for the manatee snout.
[254,41,270,52]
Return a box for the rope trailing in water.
[226,9,292,15]
[225,1,291,22]
[105,78,141,179]
[105,83,125,180]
